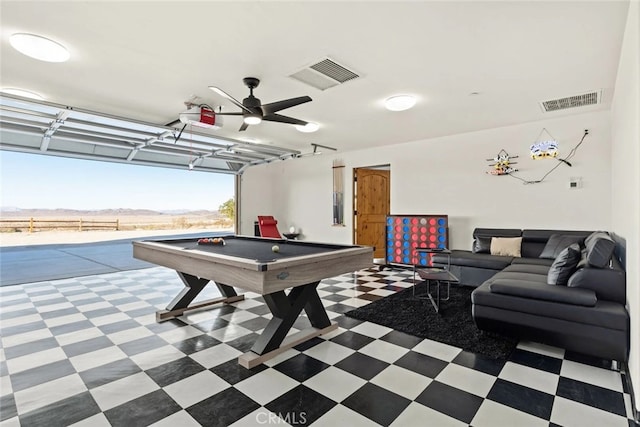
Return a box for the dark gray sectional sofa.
[432,228,629,363]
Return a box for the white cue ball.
[272,245,280,253]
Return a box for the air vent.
[290,58,360,91]
[540,90,602,112]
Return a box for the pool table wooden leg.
[155,272,244,322]
[303,286,332,328]
[239,281,337,368]
[246,281,334,356]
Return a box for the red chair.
[257,216,282,238]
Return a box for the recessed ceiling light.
[295,122,319,133]
[385,95,416,111]
[10,33,70,62]
[0,88,44,100]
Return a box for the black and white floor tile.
[0,267,637,426]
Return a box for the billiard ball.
[272,245,280,253]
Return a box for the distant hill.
[0,208,221,217]
[0,206,21,212]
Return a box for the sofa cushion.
[521,229,591,258]
[490,237,522,257]
[547,243,581,286]
[567,256,626,302]
[473,283,628,331]
[539,234,585,259]
[568,264,626,304]
[489,280,597,306]
[487,270,548,285]
[511,257,554,267]
[584,231,615,268]
[472,237,491,254]
[501,264,550,275]
[437,250,513,270]
[472,228,521,254]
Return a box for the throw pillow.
[584,231,615,268]
[547,243,581,285]
[490,237,522,257]
[472,237,491,253]
[539,234,585,259]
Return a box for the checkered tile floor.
[0,267,637,426]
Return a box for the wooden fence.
[0,218,119,233]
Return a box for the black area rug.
[345,283,518,359]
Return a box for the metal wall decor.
[486,149,518,175]
[530,128,559,159]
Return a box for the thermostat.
[569,177,583,189]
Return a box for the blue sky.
[0,151,234,211]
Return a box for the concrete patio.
[0,230,230,286]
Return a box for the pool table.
[132,235,373,367]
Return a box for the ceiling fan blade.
[239,122,249,132]
[263,113,308,126]
[261,96,312,115]
[209,86,252,113]
[214,112,244,116]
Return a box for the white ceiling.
[0,1,630,158]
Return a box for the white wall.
[241,110,613,250]
[239,4,639,414]
[611,0,640,412]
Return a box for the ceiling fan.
[209,77,312,131]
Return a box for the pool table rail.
[132,240,373,295]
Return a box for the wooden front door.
[354,168,390,258]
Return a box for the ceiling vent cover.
[290,58,360,91]
[540,90,602,112]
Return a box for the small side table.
[412,248,458,313]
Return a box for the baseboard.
[623,362,640,423]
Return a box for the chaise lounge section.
[432,228,629,363]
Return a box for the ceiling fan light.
[10,33,70,62]
[0,88,44,100]
[295,122,319,133]
[244,115,262,125]
[385,95,416,111]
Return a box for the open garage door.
[0,94,301,175]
